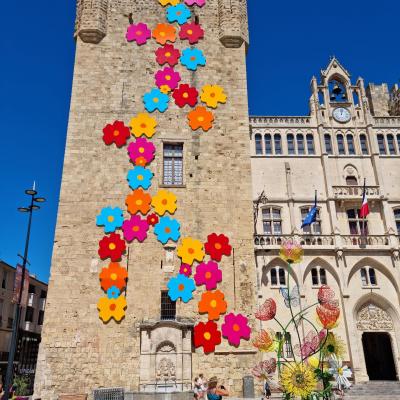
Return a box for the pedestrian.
[207,376,229,400]
[263,380,271,400]
[193,377,203,400]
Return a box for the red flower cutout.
[255,298,276,321]
[172,84,198,108]
[179,22,204,44]
[147,213,159,226]
[194,321,221,353]
[204,233,232,261]
[102,121,130,148]
[98,233,126,261]
[155,44,181,67]
[317,304,340,329]
[317,285,339,310]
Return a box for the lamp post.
[3,185,45,400]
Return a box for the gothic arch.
[156,340,176,353]
[302,257,341,289]
[261,257,299,287]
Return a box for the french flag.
[359,180,370,218]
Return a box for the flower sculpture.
[294,330,327,359]
[177,237,205,265]
[204,233,232,261]
[180,48,206,71]
[279,239,304,264]
[143,88,170,113]
[97,296,127,323]
[317,304,340,329]
[167,274,196,303]
[128,137,156,166]
[194,260,221,289]
[198,290,227,320]
[252,329,276,352]
[179,22,204,44]
[129,113,157,138]
[188,106,214,131]
[179,264,192,277]
[99,262,128,291]
[194,321,221,353]
[125,23,151,45]
[102,120,131,148]
[184,0,206,6]
[318,285,339,310]
[122,215,149,242]
[222,313,251,346]
[154,216,181,244]
[255,298,277,321]
[151,189,177,215]
[98,233,126,261]
[159,0,180,5]
[280,363,317,399]
[155,44,181,66]
[152,23,177,45]
[166,4,191,25]
[146,213,159,226]
[127,167,153,190]
[96,207,124,234]
[200,85,227,109]
[107,286,120,299]
[155,67,181,91]
[321,332,346,359]
[125,188,152,215]
[172,84,198,108]
[328,355,352,390]
[252,359,277,380]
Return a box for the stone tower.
[34,0,258,398]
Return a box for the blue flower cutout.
[96,207,124,233]
[167,274,196,303]
[166,4,191,25]
[180,48,206,71]
[154,216,181,244]
[127,166,153,190]
[143,88,169,113]
[107,286,121,299]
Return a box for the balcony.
[254,234,334,249]
[342,235,389,247]
[332,185,382,201]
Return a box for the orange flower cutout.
[152,23,177,45]
[188,106,214,131]
[99,262,128,291]
[198,290,227,321]
[125,188,152,215]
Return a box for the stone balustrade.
[373,117,400,127]
[332,185,381,200]
[250,116,312,127]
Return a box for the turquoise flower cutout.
[107,286,121,299]
[96,207,124,233]
[166,4,191,25]
[127,166,153,190]
[143,88,169,113]
[167,274,196,303]
[180,48,206,71]
[154,216,181,244]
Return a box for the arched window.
[306,134,315,155]
[255,134,262,155]
[274,134,282,155]
[287,134,295,155]
[347,134,356,155]
[369,268,377,285]
[279,268,286,285]
[346,176,358,186]
[337,134,345,155]
[353,90,359,106]
[301,206,321,234]
[377,134,386,155]
[311,268,319,285]
[311,267,327,286]
[262,207,282,235]
[394,209,400,235]
[297,134,305,155]
[360,268,368,286]
[270,267,286,286]
[397,134,400,153]
[264,134,272,155]
[271,269,277,286]
[329,78,347,102]
[320,268,327,285]
[387,134,397,155]
[324,134,333,154]
[360,268,377,286]
[360,134,369,155]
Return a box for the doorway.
[362,332,397,380]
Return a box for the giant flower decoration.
[127,167,153,190]
[179,263,192,277]
[255,298,277,321]
[200,85,227,109]
[159,0,180,5]
[179,22,204,44]
[125,188,152,215]
[204,233,232,261]
[167,274,196,303]
[188,106,214,131]
[129,113,157,138]
[96,207,124,234]
[180,48,206,71]
[97,296,127,323]
[99,262,128,291]
[152,23,177,45]
[98,233,126,261]
[222,313,251,347]
[125,22,151,45]
[166,4,191,25]
[154,216,181,244]
[252,329,276,352]
[318,285,339,310]
[143,88,169,113]
[194,321,221,353]
[194,260,221,290]
[107,286,120,299]
[198,290,227,321]
[155,44,180,66]
[172,84,198,108]
[102,120,131,148]
[128,137,155,166]
[252,359,277,380]
[122,215,149,243]
[155,67,181,91]
[280,363,317,399]
[146,213,159,226]
[151,189,177,215]
[328,355,352,390]
[184,0,206,6]
[321,332,346,359]
[317,304,340,329]
[177,237,205,265]
[279,239,304,264]
[294,330,327,359]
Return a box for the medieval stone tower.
[34,0,257,398]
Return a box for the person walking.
[206,376,229,400]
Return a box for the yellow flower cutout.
[129,113,157,138]
[152,189,177,216]
[177,237,205,265]
[200,85,227,109]
[159,0,180,5]
[281,362,317,398]
[97,296,127,323]
[160,85,172,94]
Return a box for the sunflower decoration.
[320,332,346,359]
[280,362,317,399]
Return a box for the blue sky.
[0,1,399,282]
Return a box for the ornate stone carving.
[156,358,176,382]
[357,303,394,331]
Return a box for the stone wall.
[366,83,390,116]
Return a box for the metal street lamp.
[3,184,46,400]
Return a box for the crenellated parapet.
[389,84,400,116]
[75,0,108,44]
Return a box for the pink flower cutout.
[179,264,192,277]
[194,261,222,290]
[179,23,204,44]
[127,138,156,166]
[155,44,181,66]
[122,215,149,242]
[126,23,151,45]
[222,313,251,347]
[155,67,181,91]
[184,0,206,6]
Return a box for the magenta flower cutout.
[194,261,222,290]
[126,23,151,45]
[155,67,181,90]
[127,138,156,166]
[221,313,251,347]
[179,264,192,277]
[184,0,206,6]
[122,215,149,242]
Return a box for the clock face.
[333,107,351,123]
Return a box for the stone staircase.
[346,381,400,399]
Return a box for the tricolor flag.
[359,179,370,219]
